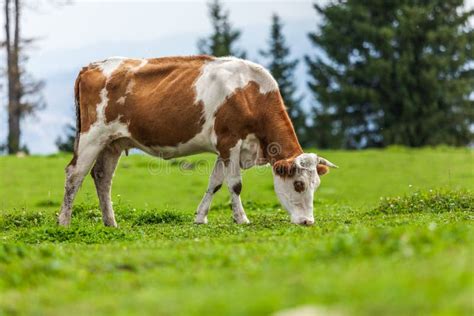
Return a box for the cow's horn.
[318,157,338,168]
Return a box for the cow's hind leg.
[195,158,225,224]
[58,140,104,226]
[91,145,122,227]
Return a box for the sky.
[0,0,473,154]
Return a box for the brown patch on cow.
[103,55,214,147]
[76,66,106,133]
[273,158,296,178]
[317,164,329,176]
[232,182,242,195]
[293,180,305,193]
[213,81,303,161]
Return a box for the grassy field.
[0,147,473,315]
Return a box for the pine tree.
[55,123,76,153]
[306,0,473,148]
[198,0,246,58]
[260,14,307,145]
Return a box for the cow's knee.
[232,182,242,195]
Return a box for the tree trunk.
[5,0,22,154]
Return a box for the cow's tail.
[73,68,86,153]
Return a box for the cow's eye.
[293,180,305,193]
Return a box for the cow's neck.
[260,110,303,165]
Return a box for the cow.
[58,55,337,227]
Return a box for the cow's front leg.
[225,143,250,224]
[195,158,225,224]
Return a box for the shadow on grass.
[35,199,61,208]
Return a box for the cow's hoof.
[195,217,208,224]
[234,217,250,224]
[57,215,71,227]
[104,221,118,228]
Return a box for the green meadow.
[0,147,473,315]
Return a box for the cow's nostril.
[301,219,314,226]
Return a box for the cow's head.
[272,153,337,225]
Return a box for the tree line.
[3,0,473,154]
[198,0,473,149]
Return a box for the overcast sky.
[0,0,472,154]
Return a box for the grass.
[0,147,473,315]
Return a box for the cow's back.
[76,55,281,159]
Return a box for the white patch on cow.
[195,57,278,124]
[98,56,126,78]
[115,76,137,106]
[96,88,109,123]
[116,96,126,105]
[140,134,211,159]
[125,80,135,95]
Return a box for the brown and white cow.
[58,55,337,227]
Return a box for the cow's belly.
[132,127,217,159]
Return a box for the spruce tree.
[260,14,307,145]
[55,123,76,153]
[198,0,246,58]
[306,0,473,148]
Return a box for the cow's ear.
[317,164,329,176]
[273,159,296,177]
